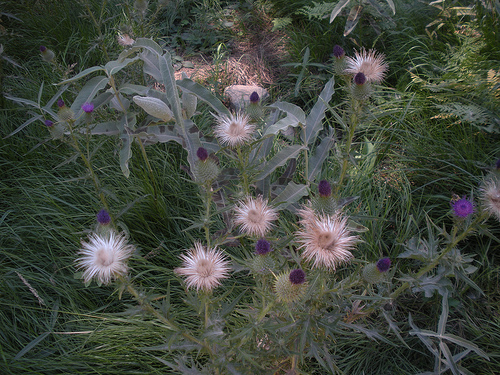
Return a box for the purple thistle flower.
[451,196,475,218]
[376,257,391,273]
[44,119,54,127]
[196,147,209,161]
[354,72,367,85]
[495,158,500,170]
[96,209,111,225]
[333,45,345,59]
[249,91,260,104]
[57,99,65,108]
[82,102,94,113]
[289,269,306,285]
[318,180,332,198]
[255,238,272,255]
[40,46,47,52]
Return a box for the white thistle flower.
[175,242,230,291]
[234,196,278,237]
[76,232,135,285]
[296,207,357,270]
[345,49,388,84]
[213,112,255,147]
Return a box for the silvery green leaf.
[330,0,352,22]
[177,78,230,116]
[271,182,309,210]
[105,56,140,76]
[70,76,109,119]
[133,96,174,122]
[304,76,335,145]
[254,145,306,180]
[58,66,105,85]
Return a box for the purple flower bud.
[376,258,391,273]
[255,238,272,255]
[44,119,54,127]
[249,91,259,104]
[289,269,306,285]
[81,102,94,113]
[196,147,209,161]
[333,45,345,59]
[495,158,500,170]
[57,99,65,108]
[40,46,47,53]
[354,72,366,85]
[451,196,475,218]
[318,180,332,198]
[96,209,111,225]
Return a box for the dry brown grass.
[174,6,290,93]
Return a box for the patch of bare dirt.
[174,7,290,92]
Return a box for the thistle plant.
[7,37,498,374]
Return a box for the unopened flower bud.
[333,45,345,59]
[97,209,111,225]
[196,147,209,161]
[44,119,54,127]
[289,269,306,285]
[255,238,272,255]
[274,270,308,303]
[354,72,366,85]
[57,99,74,121]
[133,96,174,122]
[249,91,259,104]
[363,258,391,284]
[318,180,332,198]
[40,46,55,62]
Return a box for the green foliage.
[2,1,500,374]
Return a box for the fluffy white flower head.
[234,196,278,237]
[175,242,230,291]
[296,207,357,270]
[345,49,388,83]
[213,112,255,147]
[480,178,500,221]
[76,231,135,285]
[117,33,135,46]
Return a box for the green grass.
[1,0,500,374]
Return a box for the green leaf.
[134,38,164,55]
[105,56,140,76]
[59,65,105,85]
[330,0,352,23]
[440,341,461,375]
[134,125,183,145]
[344,5,363,36]
[303,76,335,145]
[141,49,161,81]
[177,78,230,116]
[4,114,43,138]
[271,182,309,210]
[268,101,306,124]
[385,0,396,14]
[70,76,109,118]
[255,145,306,180]
[308,131,335,181]
[263,115,300,136]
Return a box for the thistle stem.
[66,120,111,221]
[119,277,212,354]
